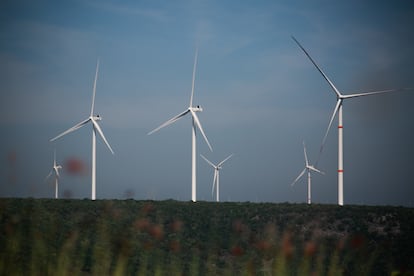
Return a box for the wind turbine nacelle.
[191,105,203,112]
[92,115,102,121]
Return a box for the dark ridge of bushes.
[0,198,413,275]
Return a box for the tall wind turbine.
[200,154,233,202]
[50,59,114,200]
[291,141,324,204]
[148,49,213,202]
[46,149,62,199]
[292,36,402,206]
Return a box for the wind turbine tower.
[148,49,213,202]
[291,141,324,204]
[50,59,114,200]
[292,36,404,206]
[46,149,62,199]
[201,154,233,202]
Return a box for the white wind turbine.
[292,36,404,206]
[46,149,62,199]
[50,59,114,200]
[291,141,324,204]
[201,154,233,202]
[148,49,213,202]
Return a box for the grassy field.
[0,198,413,275]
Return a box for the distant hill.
[0,198,413,275]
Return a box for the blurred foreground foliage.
[0,198,413,275]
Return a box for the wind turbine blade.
[218,154,233,167]
[291,168,306,186]
[200,154,216,168]
[147,109,190,135]
[90,58,100,116]
[342,89,402,99]
[50,118,91,142]
[190,110,213,151]
[212,170,217,198]
[291,36,342,98]
[310,166,325,175]
[54,167,60,178]
[46,170,53,180]
[56,165,62,177]
[302,141,309,166]
[189,48,198,107]
[321,99,342,151]
[92,120,114,154]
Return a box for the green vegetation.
[0,198,413,275]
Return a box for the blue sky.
[1,0,413,206]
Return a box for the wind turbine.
[50,59,114,200]
[291,141,324,204]
[148,49,213,202]
[292,36,403,206]
[200,154,233,202]
[46,149,62,199]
